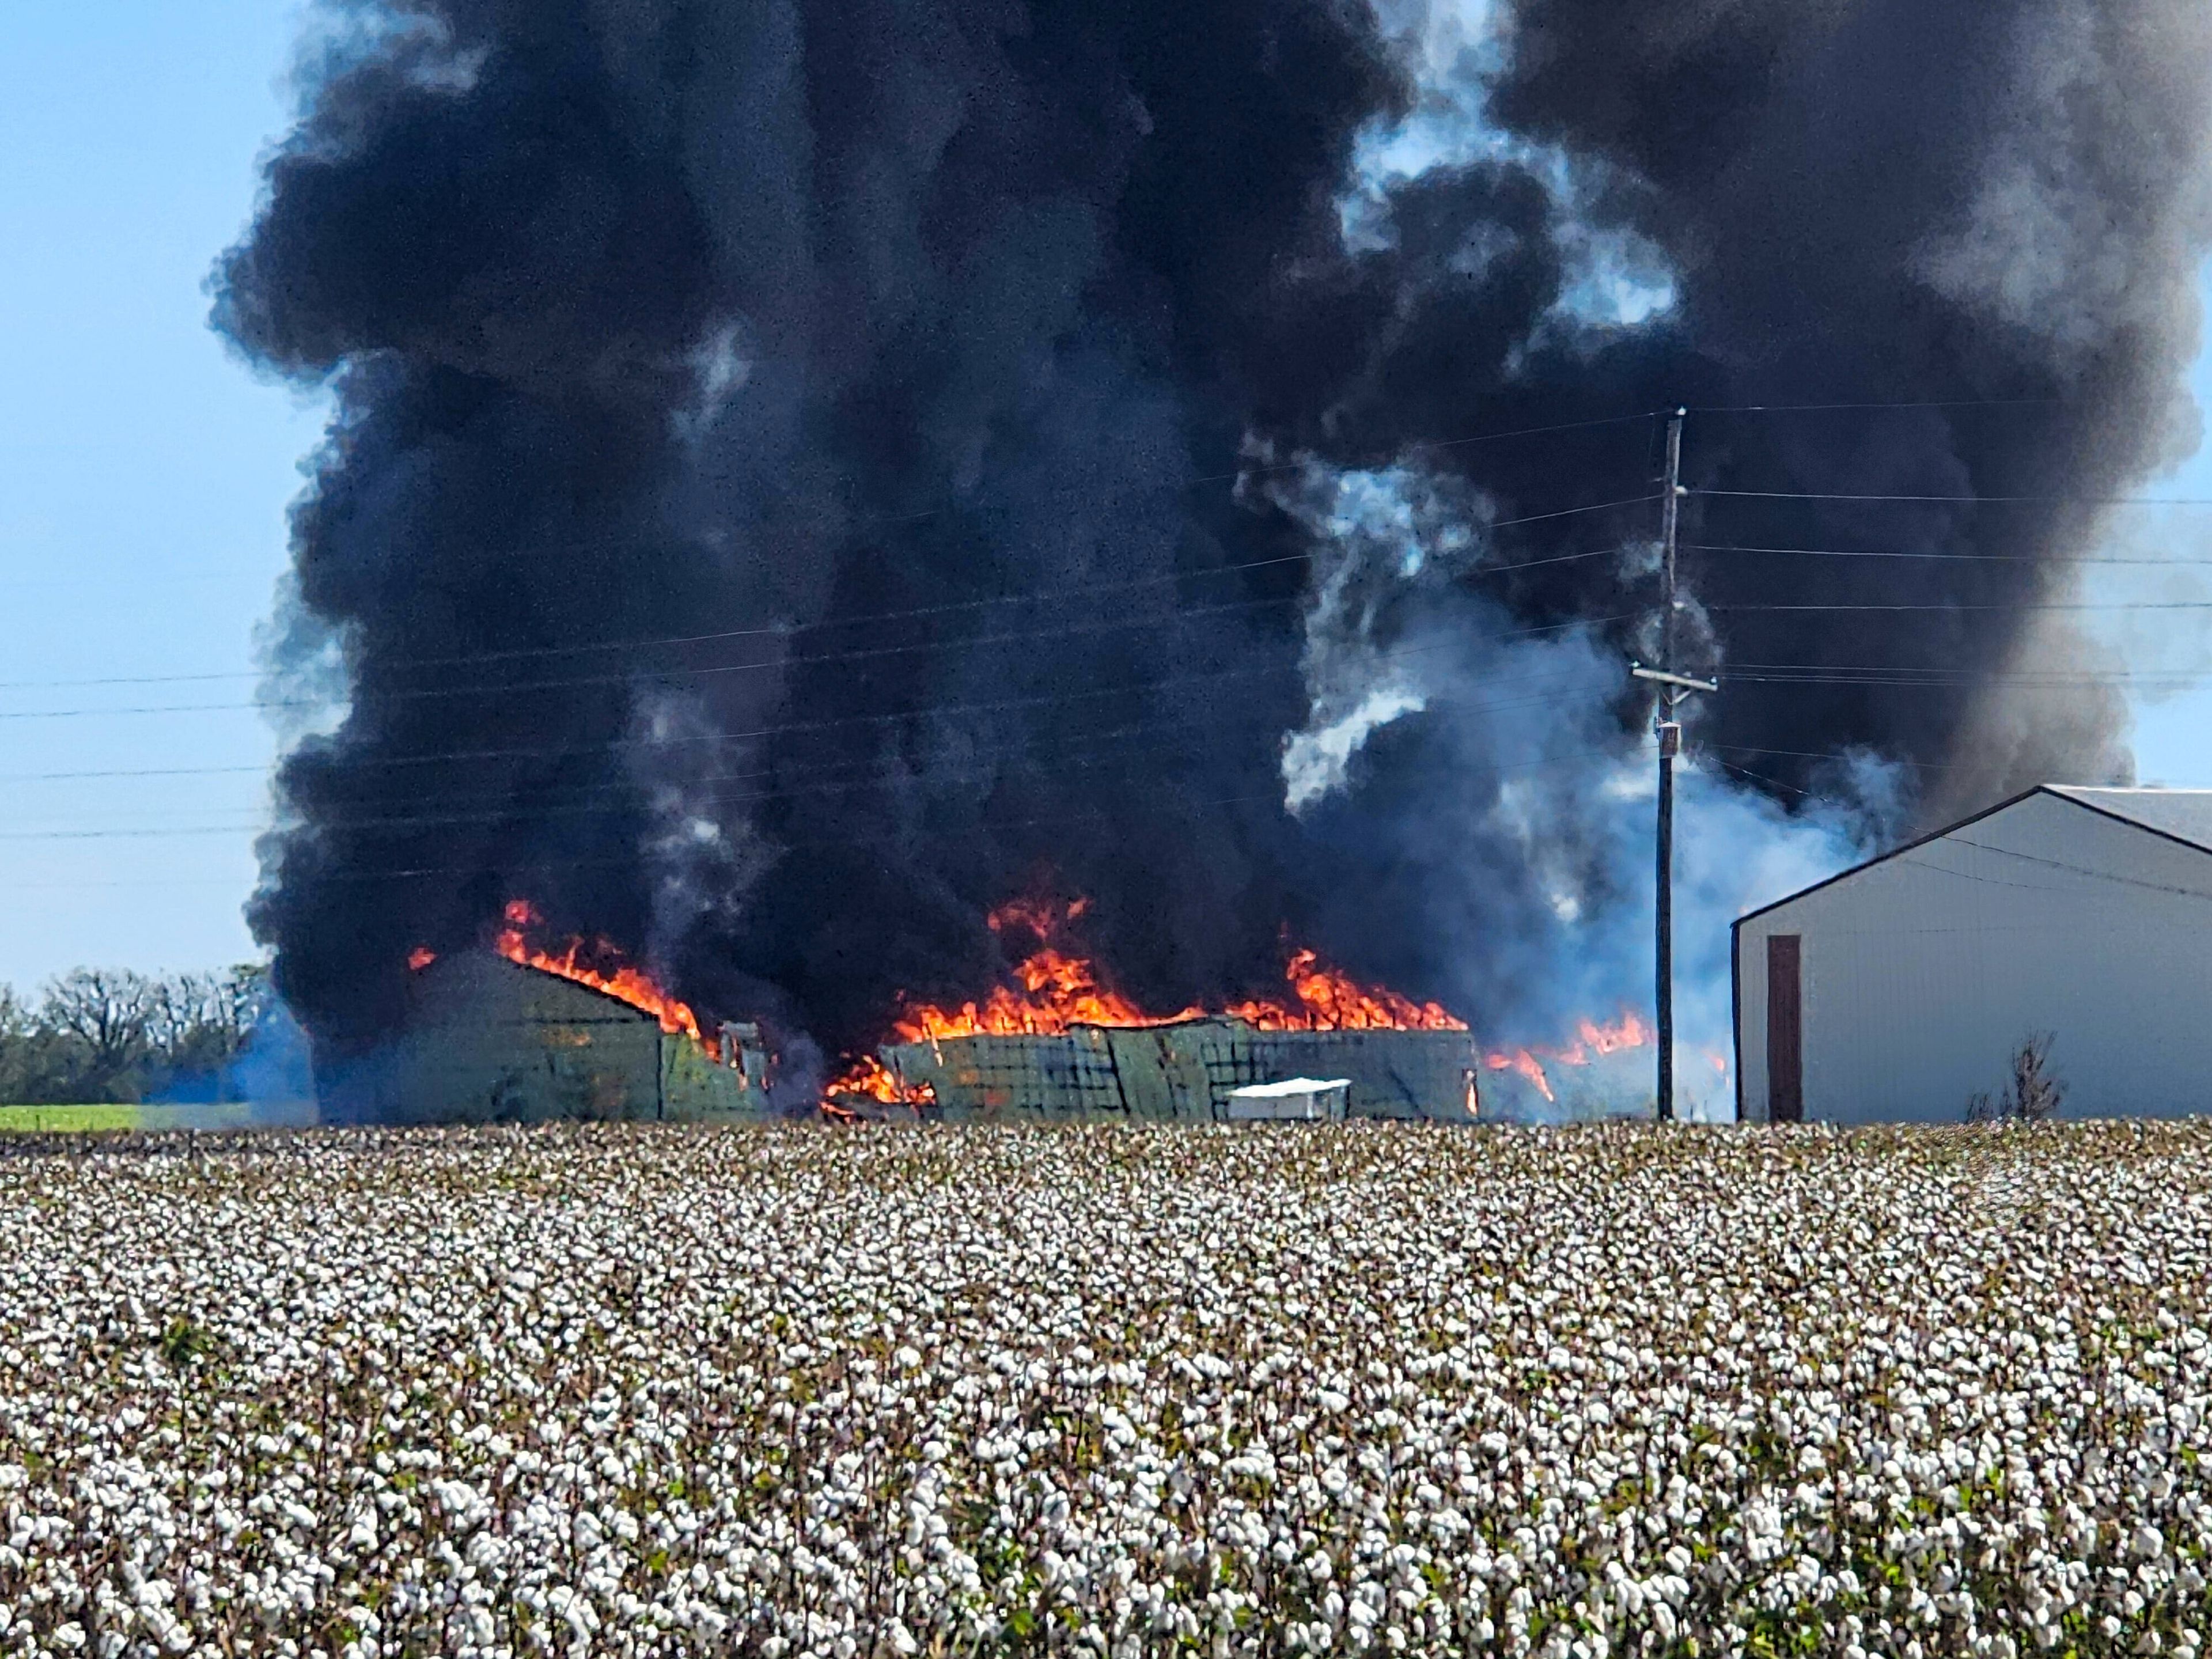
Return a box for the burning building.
[827,900,1649,1122]
[319,895,1645,1124]
[215,1,2212,1105]
[322,907,767,1124]
[872,1022,1480,1123]
[853,1016,1654,1124]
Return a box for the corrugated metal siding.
[888,1029,1130,1120]
[361,955,661,1123]
[882,1021,1481,1122]
[1736,790,2212,1122]
[335,955,761,1124]
[661,1034,760,1119]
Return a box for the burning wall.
[873,1021,1482,1124]
[355,895,1656,1123]
[324,952,760,1125]
[856,1019,1654,1124]
[831,899,1649,1123]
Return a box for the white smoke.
[674,317,754,445]
[1345,0,1676,335]
[1269,458,1899,1119]
[1271,464,1457,811]
[625,685,773,972]
[1283,684,1430,813]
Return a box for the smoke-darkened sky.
[198,0,2212,1081]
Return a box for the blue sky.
[0,3,323,990]
[2,5,2211,994]
[2100,323,2212,780]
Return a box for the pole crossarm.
[1630,665,1719,695]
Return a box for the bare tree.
[0,986,61,1105]
[1965,1032,2065,1124]
[39,968,162,1101]
[151,965,270,1096]
[0,964,279,1105]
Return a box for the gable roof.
[410,950,657,1024]
[2047,787,2212,854]
[1733,784,2212,930]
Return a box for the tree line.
[0,965,271,1105]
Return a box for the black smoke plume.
[217,0,2212,1083]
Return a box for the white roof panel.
[2049,787,2212,853]
[1228,1077,1350,1098]
[1738,783,2212,930]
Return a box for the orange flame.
[1540,1010,1656,1068]
[493,899,704,1044]
[819,898,1666,1115]
[1228,948,1468,1032]
[1482,1009,1656,1104]
[874,900,1466,1044]
[1485,1048,1557,1102]
[828,1054,938,1108]
[824,901,1466,1106]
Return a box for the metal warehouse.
[1734,786,2212,1124]
[878,1020,1484,1122]
[327,954,762,1124]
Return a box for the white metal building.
[1734,786,2212,1124]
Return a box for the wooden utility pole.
[1631,408,1713,1123]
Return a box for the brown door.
[1767,934,1803,1122]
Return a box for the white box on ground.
[1224,1077,1350,1122]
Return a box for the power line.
[111,679,1602,820]
[1724,668,2199,682]
[1483,492,1659,529]
[0,748,1244,842]
[0,555,1301,690]
[1715,660,2199,679]
[102,711,1243,821]
[1943,837,2212,904]
[0,401,1663,616]
[1724,671,2140,683]
[0,744,1634,887]
[1189,412,1659,485]
[1684,397,2061,415]
[1706,743,1952,773]
[0,689,1596,840]
[1712,600,2212,614]
[1888,853,2073,897]
[1693,488,2212,507]
[0,541,1633,696]
[7,647,1603,784]
[1714,759,1816,800]
[0,592,1302,714]
[308,741,1638,881]
[1698,658,2212,692]
[0,671,1613,838]
[2,760,272,784]
[0,660,1309,777]
[1684,541,2212,567]
[1723,672,2199,691]
[0,611,1630,728]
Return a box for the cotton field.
[2,1124,2210,1659]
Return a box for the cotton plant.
[0,1120,2207,1656]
